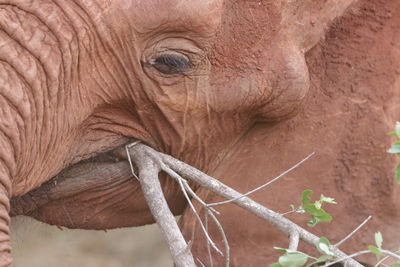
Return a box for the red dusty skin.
[0,0,391,266]
[180,0,400,266]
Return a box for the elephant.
[1,0,398,266]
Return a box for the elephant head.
[0,0,359,265]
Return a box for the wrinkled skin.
[180,0,400,265]
[0,0,398,266]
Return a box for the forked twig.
[127,145,196,267]
[161,163,230,267]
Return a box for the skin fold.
[1,0,397,266]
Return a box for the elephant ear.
[282,0,356,51]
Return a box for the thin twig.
[322,250,371,267]
[197,258,206,267]
[206,208,230,267]
[324,250,400,267]
[162,164,230,266]
[381,250,400,261]
[280,209,297,216]
[204,212,213,267]
[162,166,223,255]
[208,152,315,207]
[335,216,372,247]
[125,141,141,180]
[374,255,390,267]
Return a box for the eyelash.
[149,54,192,75]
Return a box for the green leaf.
[269,263,283,267]
[368,245,382,256]
[279,252,308,267]
[319,237,331,245]
[304,205,332,221]
[302,190,313,205]
[396,121,400,137]
[396,164,400,184]
[388,143,400,154]
[389,262,400,267]
[375,232,383,248]
[316,237,334,256]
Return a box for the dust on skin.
[0,0,382,266]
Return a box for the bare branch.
[209,152,315,207]
[127,145,196,267]
[335,216,372,248]
[127,143,369,267]
[131,143,363,267]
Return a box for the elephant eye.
[150,54,191,75]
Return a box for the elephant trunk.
[0,147,13,266]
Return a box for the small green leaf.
[375,232,383,248]
[368,245,382,256]
[388,143,400,154]
[269,263,283,267]
[318,243,333,256]
[302,190,313,205]
[316,237,334,256]
[304,204,333,226]
[290,204,295,210]
[389,262,400,267]
[319,237,331,246]
[279,252,308,267]
[396,121,400,137]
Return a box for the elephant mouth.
[9,139,186,229]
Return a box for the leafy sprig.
[301,189,337,227]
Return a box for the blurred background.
[11,216,172,267]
